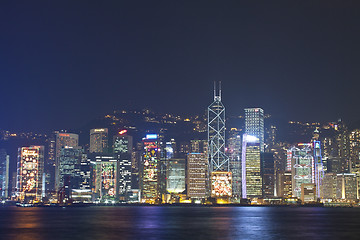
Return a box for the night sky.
[1,1,360,132]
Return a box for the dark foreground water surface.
[1,206,360,240]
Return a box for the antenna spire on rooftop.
[213,81,221,101]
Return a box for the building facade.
[58,146,84,201]
[0,149,9,199]
[242,135,262,198]
[208,82,229,172]
[227,131,241,199]
[140,134,160,203]
[320,172,337,200]
[166,158,186,194]
[90,128,109,154]
[190,140,208,155]
[245,108,264,152]
[289,143,314,198]
[210,171,232,198]
[16,146,45,202]
[55,132,79,192]
[113,130,133,199]
[301,183,316,203]
[92,155,119,202]
[187,153,207,199]
[336,173,358,200]
[262,152,275,197]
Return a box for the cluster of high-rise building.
[275,121,360,206]
[0,83,359,206]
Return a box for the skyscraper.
[336,173,358,200]
[58,146,83,202]
[55,132,79,192]
[90,128,109,154]
[320,173,336,200]
[227,130,242,199]
[208,82,229,172]
[16,146,44,202]
[0,149,9,199]
[211,171,232,198]
[289,143,314,198]
[349,129,360,198]
[141,134,160,203]
[166,158,186,194]
[45,133,56,195]
[208,82,232,200]
[245,108,264,152]
[113,130,133,199]
[276,171,292,198]
[165,139,177,160]
[79,153,91,190]
[301,183,316,203]
[334,121,350,173]
[92,155,119,202]
[241,134,262,198]
[313,140,324,198]
[262,152,275,197]
[187,153,207,199]
[190,140,208,155]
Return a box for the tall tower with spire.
[208,81,229,172]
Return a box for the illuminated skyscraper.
[58,146,84,201]
[166,158,186,194]
[320,173,336,200]
[90,128,109,153]
[208,81,229,172]
[349,130,360,171]
[79,153,91,191]
[131,149,141,189]
[313,140,324,198]
[211,171,232,198]
[336,124,350,173]
[208,82,232,200]
[289,143,314,198]
[55,132,79,192]
[241,135,262,198]
[141,134,160,203]
[16,146,44,202]
[283,171,292,197]
[113,130,132,198]
[190,140,208,155]
[165,139,177,160]
[114,130,132,155]
[245,108,264,152]
[0,149,9,199]
[92,155,119,202]
[349,129,360,198]
[227,130,241,199]
[187,153,207,199]
[336,173,358,200]
[301,183,316,203]
[43,132,57,197]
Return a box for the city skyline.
[0,82,360,210]
[2,2,360,239]
[1,1,360,132]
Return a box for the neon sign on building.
[17,146,44,201]
[101,163,116,198]
[211,171,232,197]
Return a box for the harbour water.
[1,206,360,240]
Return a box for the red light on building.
[119,130,127,135]
[59,133,70,137]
